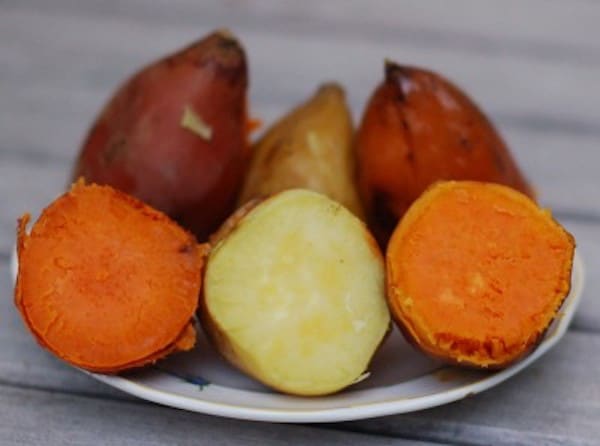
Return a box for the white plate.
[11,250,584,423]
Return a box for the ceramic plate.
[11,250,584,423]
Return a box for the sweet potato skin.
[238,83,365,219]
[386,181,574,369]
[356,62,534,246]
[15,181,208,373]
[73,30,249,241]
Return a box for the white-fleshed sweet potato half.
[201,189,390,396]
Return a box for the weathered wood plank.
[340,330,600,445]
[8,0,600,64]
[0,5,599,136]
[0,385,434,446]
[561,221,600,333]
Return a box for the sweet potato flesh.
[15,182,204,373]
[387,182,574,368]
[203,190,389,395]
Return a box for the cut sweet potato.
[386,181,574,368]
[202,189,390,395]
[15,181,206,373]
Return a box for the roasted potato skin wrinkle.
[356,62,534,246]
[239,83,365,219]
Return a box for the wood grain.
[0,385,436,446]
[340,331,600,445]
[1,1,599,444]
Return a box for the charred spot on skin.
[178,243,194,254]
[384,60,412,82]
[385,61,414,100]
[493,149,507,173]
[372,190,399,246]
[199,55,247,86]
[217,35,241,51]
[459,136,473,151]
[165,55,178,68]
[193,33,247,85]
[401,119,416,163]
[101,138,127,166]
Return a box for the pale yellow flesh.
[205,190,389,395]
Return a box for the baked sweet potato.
[73,30,249,241]
[386,181,574,368]
[357,61,534,246]
[15,181,207,373]
[238,83,365,219]
[202,189,389,395]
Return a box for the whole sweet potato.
[356,61,534,246]
[238,83,365,219]
[73,30,249,241]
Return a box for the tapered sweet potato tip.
[386,181,575,368]
[15,181,206,373]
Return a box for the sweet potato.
[386,181,574,368]
[238,83,365,219]
[356,61,534,246]
[202,189,389,395]
[73,30,249,241]
[15,181,206,373]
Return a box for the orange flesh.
[387,181,574,367]
[15,182,204,372]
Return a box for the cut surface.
[204,189,389,395]
[387,181,574,368]
[15,182,204,372]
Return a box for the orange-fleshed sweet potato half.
[386,181,574,368]
[15,181,206,373]
[356,61,534,246]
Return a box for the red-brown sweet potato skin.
[73,30,248,241]
[356,62,534,246]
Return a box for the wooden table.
[2,1,599,444]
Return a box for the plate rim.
[10,248,585,423]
